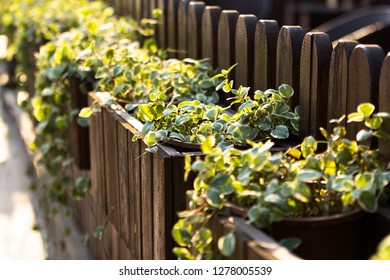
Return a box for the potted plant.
[135,64,299,153]
[172,103,390,260]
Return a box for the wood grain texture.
[299,32,332,138]
[127,128,142,259]
[327,40,359,131]
[347,44,384,139]
[140,142,154,259]
[379,53,390,160]
[235,15,258,90]
[117,119,130,245]
[177,0,191,59]
[152,150,173,259]
[187,2,206,59]
[168,0,179,56]
[156,0,168,49]
[202,6,222,68]
[134,0,143,21]
[103,108,121,232]
[218,10,239,73]
[254,20,279,91]
[276,26,304,108]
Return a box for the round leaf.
[218,232,236,257]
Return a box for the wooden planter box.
[87,92,200,259]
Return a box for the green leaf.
[278,84,294,99]
[79,107,92,118]
[279,238,302,251]
[210,174,234,194]
[145,132,157,147]
[355,172,375,189]
[238,100,255,112]
[365,116,382,130]
[301,136,317,158]
[204,108,218,121]
[348,112,364,123]
[205,188,222,207]
[141,122,154,136]
[356,129,373,142]
[173,248,194,260]
[296,169,322,182]
[218,232,236,257]
[270,125,289,139]
[358,191,377,213]
[172,228,192,246]
[201,137,215,153]
[357,103,375,118]
[249,206,271,228]
[287,148,301,159]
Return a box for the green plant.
[136,64,299,153]
[371,234,390,260]
[172,103,390,259]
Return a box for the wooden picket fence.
[66,0,390,260]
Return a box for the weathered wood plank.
[168,0,180,56]
[157,0,168,49]
[327,40,359,131]
[202,6,222,68]
[103,108,120,232]
[88,96,107,214]
[140,142,154,259]
[134,0,143,21]
[218,10,239,73]
[152,150,173,259]
[299,32,332,138]
[117,119,130,245]
[177,0,191,59]
[276,26,304,109]
[127,127,143,259]
[235,15,258,90]
[187,2,206,59]
[347,44,384,139]
[254,20,279,91]
[379,53,390,161]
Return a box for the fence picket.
[327,40,359,131]
[235,15,258,91]
[187,2,206,59]
[276,26,304,108]
[177,0,191,59]
[202,6,222,68]
[217,10,239,72]
[347,44,384,139]
[379,53,390,160]
[168,0,180,56]
[156,0,168,49]
[299,32,332,138]
[254,20,279,91]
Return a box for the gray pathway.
[0,88,46,259]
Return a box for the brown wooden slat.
[347,44,384,139]
[379,53,390,161]
[177,0,191,59]
[187,2,206,59]
[327,40,359,131]
[143,0,151,18]
[157,0,168,49]
[254,20,280,91]
[103,108,120,232]
[276,26,305,108]
[134,0,143,21]
[168,0,179,56]
[88,96,107,214]
[299,32,332,138]
[117,119,130,245]
[235,15,258,90]
[128,127,142,259]
[217,10,239,73]
[152,150,173,259]
[202,6,222,68]
[140,142,154,259]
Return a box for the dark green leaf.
[218,232,236,257]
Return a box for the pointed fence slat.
[379,53,390,160]
[327,40,359,130]
[187,2,206,59]
[347,44,384,138]
[254,20,279,91]
[235,15,258,91]
[276,26,304,108]
[299,32,332,138]
[202,6,222,68]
